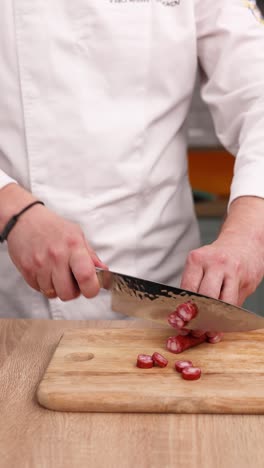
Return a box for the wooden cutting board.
[37,328,264,414]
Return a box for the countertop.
[0,318,264,468]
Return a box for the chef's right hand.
[0,184,107,301]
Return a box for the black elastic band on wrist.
[0,200,45,243]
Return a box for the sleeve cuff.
[228,162,264,210]
[0,172,17,191]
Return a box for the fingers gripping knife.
[95,268,264,332]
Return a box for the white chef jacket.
[0,0,264,319]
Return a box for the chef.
[0,0,263,320]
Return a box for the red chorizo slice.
[182,366,201,381]
[207,332,224,344]
[166,334,206,354]
[176,302,198,322]
[168,313,185,329]
[152,352,168,368]
[206,331,219,338]
[175,360,193,373]
[136,354,154,369]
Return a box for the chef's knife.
[96,267,264,332]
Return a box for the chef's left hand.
[181,197,264,307]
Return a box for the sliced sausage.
[175,360,193,373]
[206,331,219,338]
[176,302,198,322]
[207,332,224,344]
[182,366,201,381]
[166,334,206,354]
[136,354,154,369]
[168,313,185,329]
[152,352,168,368]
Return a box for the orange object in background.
[188,149,235,197]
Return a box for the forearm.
[0,183,37,232]
[219,196,264,251]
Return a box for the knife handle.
[95,267,112,290]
